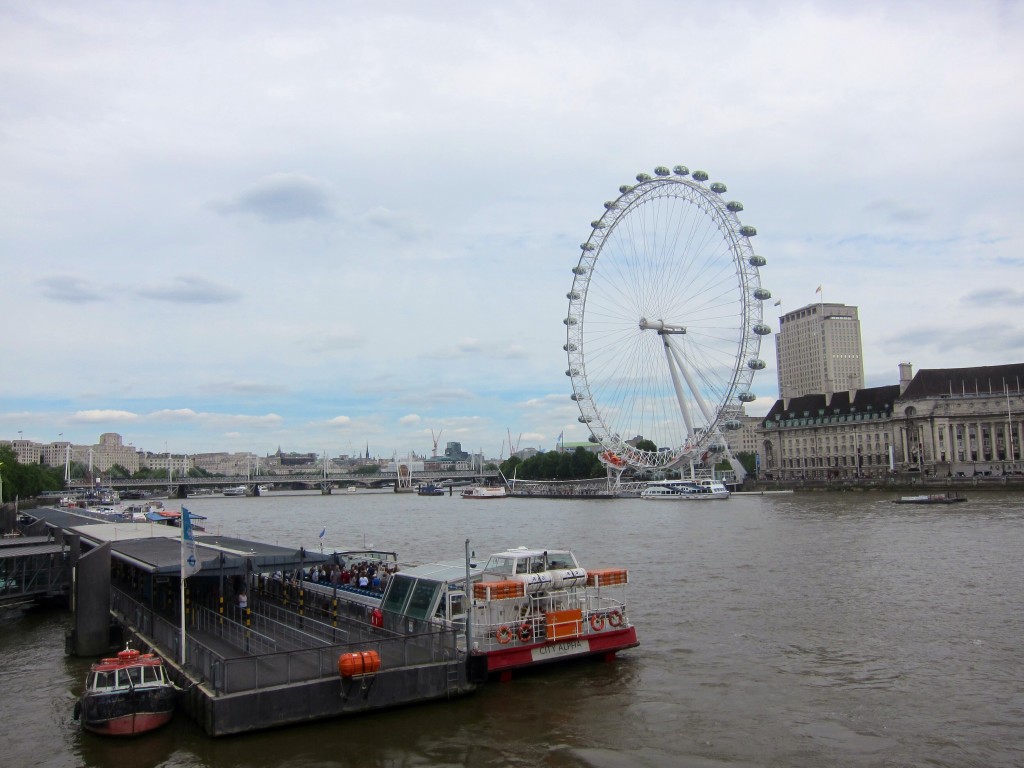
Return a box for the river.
[2,489,1022,767]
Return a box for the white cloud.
[2,2,1022,457]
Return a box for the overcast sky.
[2,1,1022,460]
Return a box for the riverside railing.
[110,585,462,695]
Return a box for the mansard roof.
[764,385,901,422]
[900,363,1024,399]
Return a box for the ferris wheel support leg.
[605,463,625,494]
[661,337,696,437]
[725,445,747,482]
[665,336,717,426]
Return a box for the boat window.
[405,580,441,621]
[484,556,514,575]
[448,592,465,618]
[547,552,577,569]
[125,666,142,686]
[91,671,115,691]
[528,556,546,574]
[142,665,162,684]
[381,575,414,614]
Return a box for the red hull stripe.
[482,627,638,673]
[84,711,174,737]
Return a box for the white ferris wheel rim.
[564,167,767,470]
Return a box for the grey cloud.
[138,275,242,304]
[211,173,336,223]
[962,288,1024,307]
[884,322,1024,358]
[863,199,929,225]
[36,275,105,303]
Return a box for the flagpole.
[180,517,187,665]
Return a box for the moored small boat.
[461,485,508,499]
[640,478,730,500]
[417,483,446,496]
[74,646,177,736]
[222,485,247,497]
[892,492,967,505]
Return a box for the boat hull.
[78,687,176,736]
[474,625,639,676]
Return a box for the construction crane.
[430,429,443,458]
[507,428,522,458]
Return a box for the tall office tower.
[775,302,865,399]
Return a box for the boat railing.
[471,589,630,652]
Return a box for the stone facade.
[756,362,1024,480]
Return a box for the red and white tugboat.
[74,646,177,736]
[379,546,638,681]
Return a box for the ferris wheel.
[564,165,771,472]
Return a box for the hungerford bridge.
[65,468,500,497]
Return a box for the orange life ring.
[519,622,532,642]
[607,609,623,628]
[590,613,605,632]
[497,624,513,644]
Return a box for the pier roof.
[103,535,332,576]
[22,507,332,576]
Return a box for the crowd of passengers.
[271,560,399,592]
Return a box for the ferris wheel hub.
[639,317,687,335]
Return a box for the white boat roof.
[396,558,484,583]
[487,547,573,559]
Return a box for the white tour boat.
[640,479,730,500]
[379,546,637,680]
[461,485,508,499]
[222,485,247,497]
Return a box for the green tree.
[0,446,64,502]
[735,451,757,476]
[634,438,658,453]
[500,448,603,481]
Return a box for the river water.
[2,490,1022,768]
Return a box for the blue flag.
[181,507,200,578]
[319,527,326,539]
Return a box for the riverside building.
[757,362,1024,480]
[775,302,865,399]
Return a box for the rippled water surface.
[3,490,1023,767]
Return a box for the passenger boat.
[379,546,638,680]
[893,492,967,505]
[461,485,508,499]
[417,483,446,496]
[222,485,247,497]
[640,479,730,500]
[73,646,177,736]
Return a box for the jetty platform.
[24,506,474,736]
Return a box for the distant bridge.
[65,469,500,497]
